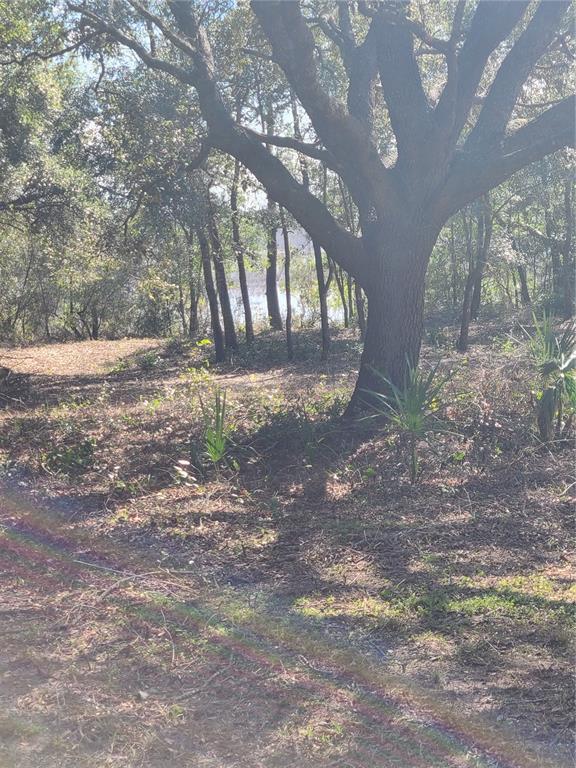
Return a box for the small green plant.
[165,337,189,356]
[363,360,451,483]
[200,386,229,465]
[138,351,161,371]
[110,359,129,374]
[42,437,96,475]
[524,314,576,442]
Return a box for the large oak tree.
[64,0,574,412]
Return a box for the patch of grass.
[41,436,96,475]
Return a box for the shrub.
[137,351,161,371]
[42,437,96,475]
[525,314,576,442]
[200,386,229,465]
[363,360,451,482]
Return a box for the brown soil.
[0,330,574,767]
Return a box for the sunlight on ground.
[0,339,161,376]
[0,489,571,768]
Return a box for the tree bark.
[334,265,349,328]
[313,241,330,361]
[207,198,238,351]
[196,226,225,362]
[231,157,254,342]
[517,264,531,306]
[345,223,437,415]
[188,262,199,339]
[470,205,492,320]
[265,197,283,331]
[562,179,575,318]
[457,210,477,353]
[280,208,293,360]
[355,281,367,341]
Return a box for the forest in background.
[0,1,573,362]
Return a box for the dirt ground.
[0,330,573,767]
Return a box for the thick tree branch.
[466,0,571,149]
[437,96,575,218]
[125,0,198,59]
[0,187,64,212]
[373,8,432,166]
[250,0,397,215]
[435,1,530,143]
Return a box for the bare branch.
[67,3,197,85]
[242,127,339,169]
[0,31,98,65]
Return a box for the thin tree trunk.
[457,210,479,353]
[347,274,354,319]
[511,267,520,308]
[196,226,225,362]
[314,241,330,360]
[188,269,199,339]
[261,100,283,331]
[334,266,349,328]
[355,281,367,341]
[265,197,283,330]
[450,220,458,309]
[517,264,531,306]
[177,271,188,337]
[280,208,293,360]
[470,205,492,320]
[207,197,238,351]
[231,156,254,342]
[562,179,575,318]
[91,305,100,340]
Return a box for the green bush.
[525,314,576,442]
[42,437,96,475]
[363,361,451,482]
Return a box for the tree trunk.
[188,276,199,339]
[355,281,367,341]
[517,264,531,306]
[457,210,479,353]
[90,305,100,340]
[450,220,458,309]
[231,157,254,342]
[345,225,436,416]
[196,226,225,362]
[562,179,575,318]
[470,211,492,320]
[347,274,354,320]
[280,208,293,360]
[265,196,283,331]
[177,276,188,337]
[313,240,330,360]
[334,266,349,328]
[207,199,238,351]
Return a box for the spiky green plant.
[526,314,576,442]
[363,361,451,482]
[202,386,229,464]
